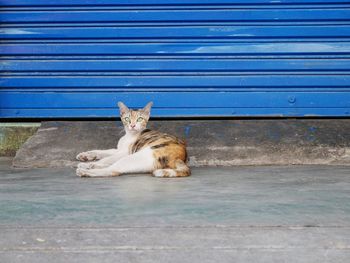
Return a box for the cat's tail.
[152,159,191,178]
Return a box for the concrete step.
[12,120,350,168]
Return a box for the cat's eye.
[124,117,130,122]
[137,117,144,122]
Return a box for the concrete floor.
[0,158,350,262]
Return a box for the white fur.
[76,147,155,177]
[82,150,128,169]
[76,149,119,161]
[117,131,138,150]
[76,129,139,162]
[77,162,94,169]
[76,117,156,178]
[153,169,177,178]
[110,147,155,174]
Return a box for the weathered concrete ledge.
[13,120,350,168]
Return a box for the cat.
[76,101,190,178]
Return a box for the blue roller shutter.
[0,0,350,118]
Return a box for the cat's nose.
[130,124,136,128]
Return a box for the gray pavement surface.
[1,157,350,262]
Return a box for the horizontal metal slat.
[5,21,350,28]
[3,55,350,59]
[1,59,349,72]
[1,25,350,39]
[1,91,350,109]
[4,5,350,11]
[2,91,350,108]
[1,75,349,88]
[1,42,349,55]
[1,9,350,23]
[2,0,350,7]
[2,107,350,118]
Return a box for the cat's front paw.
[76,168,90,177]
[76,168,99,177]
[76,151,98,162]
[77,162,95,169]
[76,168,119,178]
[78,162,107,170]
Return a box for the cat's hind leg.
[153,159,191,178]
[76,149,118,162]
[76,148,155,177]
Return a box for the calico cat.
[76,102,190,178]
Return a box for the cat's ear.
[143,101,153,115]
[117,101,129,115]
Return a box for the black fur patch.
[141,129,151,134]
[131,132,160,153]
[151,143,169,149]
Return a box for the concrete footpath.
[1,158,350,262]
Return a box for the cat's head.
[118,101,153,133]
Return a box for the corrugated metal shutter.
[1,0,350,118]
